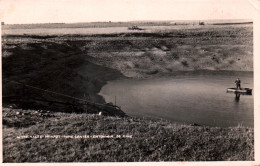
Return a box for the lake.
[99,72,253,127]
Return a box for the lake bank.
[2,107,254,162]
[2,35,126,114]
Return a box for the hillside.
[2,107,254,162]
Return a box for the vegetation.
[2,107,254,162]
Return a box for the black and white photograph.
[0,0,259,163]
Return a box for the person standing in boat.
[235,78,241,89]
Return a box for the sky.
[0,0,257,24]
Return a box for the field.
[1,23,254,161]
[2,107,254,162]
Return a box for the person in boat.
[235,78,241,89]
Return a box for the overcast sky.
[0,0,257,24]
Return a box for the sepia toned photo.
[0,0,258,163]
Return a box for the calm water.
[100,73,253,127]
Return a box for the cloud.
[0,0,255,24]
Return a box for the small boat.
[226,88,252,94]
[128,25,144,30]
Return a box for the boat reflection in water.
[226,88,252,103]
[235,93,240,102]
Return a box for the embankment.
[2,36,125,113]
[84,26,253,77]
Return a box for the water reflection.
[226,90,252,103]
[230,91,252,103]
[235,93,240,102]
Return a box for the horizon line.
[2,18,253,25]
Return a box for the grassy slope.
[2,107,254,162]
[85,26,253,77]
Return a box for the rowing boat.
[226,88,252,94]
